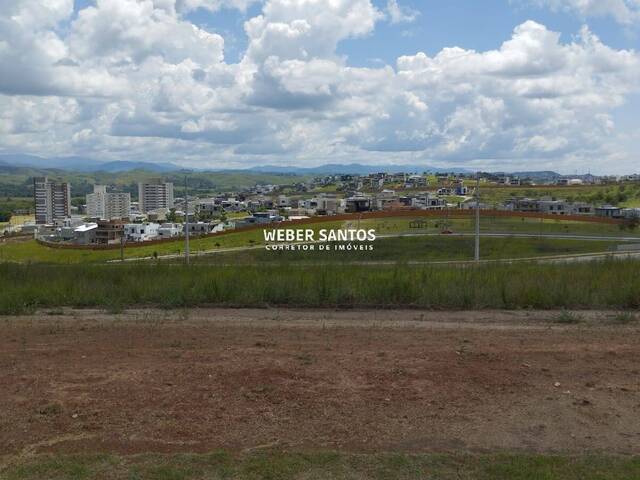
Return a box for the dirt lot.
[1,308,639,458]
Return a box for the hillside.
[0,165,310,198]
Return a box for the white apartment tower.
[34,177,71,224]
[86,185,131,220]
[138,181,174,213]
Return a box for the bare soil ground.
[1,308,639,459]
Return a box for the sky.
[1,0,639,174]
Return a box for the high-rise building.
[86,185,131,220]
[138,181,174,213]
[34,177,71,224]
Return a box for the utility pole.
[184,174,190,265]
[475,171,480,263]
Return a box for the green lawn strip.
[2,452,640,480]
[1,215,636,264]
[1,260,639,313]
[201,236,620,264]
[361,217,639,237]
[0,222,345,264]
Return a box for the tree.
[0,210,11,223]
[166,208,178,223]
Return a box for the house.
[454,183,469,195]
[405,175,427,188]
[412,195,447,210]
[595,206,622,218]
[74,223,98,245]
[538,200,570,215]
[185,222,215,235]
[277,195,291,208]
[345,197,371,213]
[622,208,640,219]
[508,198,540,212]
[197,200,223,216]
[95,220,126,245]
[499,176,521,186]
[570,203,594,215]
[124,223,160,242]
[374,190,398,210]
[158,223,183,238]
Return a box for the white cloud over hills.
[0,0,639,172]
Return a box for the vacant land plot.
[0,309,639,479]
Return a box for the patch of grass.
[554,311,583,324]
[0,215,634,265]
[0,260,640,313]
[2,452,640,480]
[200,236,620,264]
[611,312,637,324]
[36,402,63,416]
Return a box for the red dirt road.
[1,309,639,457]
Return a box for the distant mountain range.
[0,154,180,173]
[0,153,564,178]
[245,163,472,175]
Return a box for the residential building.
[138,181,174,213]
[74,223,98,245]
[95,220,125,245]
[158,223,183,238]
[345,197,371,213]
[412,194,447,210]
[538,200,570,215]
[454,183,469,195]
[86,185,131,220]
[595,206,623,218]
[33,177,71,224]
[570,203,594,215]
[185,222,216,235]
[125,223,160,242]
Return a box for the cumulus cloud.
[244,0,382,62]
[178,0,262,12]
[520,0,640,25]
[386,0,421,24]
[0,0,639,172]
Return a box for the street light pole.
[184,174,190,265]
[475,172,480,263]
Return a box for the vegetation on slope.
[1,260,639,314]
[0,166,310,198]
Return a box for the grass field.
[477,182,640,207]
[3,452,640,480]
[1,260,639,313]
[201,236,620,264]
[0,215,635,264]
[0,221,344,263]
[362,215,639,237]
[0,234,623,265]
